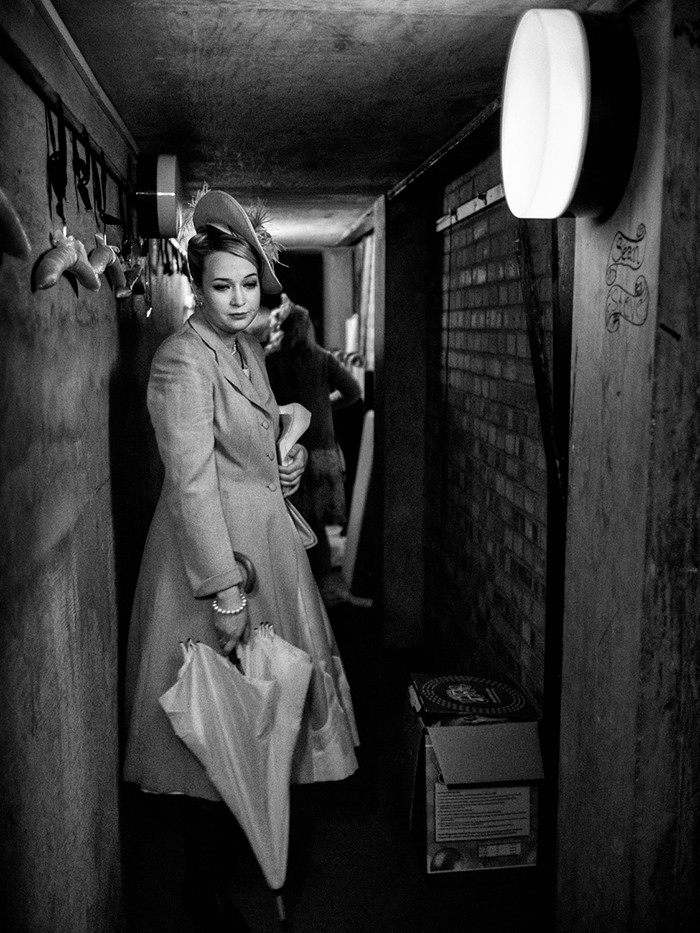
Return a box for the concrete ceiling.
[49,0,599,248]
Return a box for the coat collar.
[187,311,274,415]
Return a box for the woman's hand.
[279,443,308,498]
[212,584,251,656]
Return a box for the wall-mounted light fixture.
[135,154,183,238]
[500,9,640,220]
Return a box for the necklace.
[231,339,250,379]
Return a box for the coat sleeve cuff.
[194,569,244,599]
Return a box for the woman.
[123,190,359,931]
[266,303,362,593]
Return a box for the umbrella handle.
[233,551,257,593]
[274,891,287,928]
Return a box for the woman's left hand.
[279,443,308,497]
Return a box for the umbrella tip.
[275,891,287,927]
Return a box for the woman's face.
[198,251,261,342]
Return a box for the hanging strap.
[99,151,122,226]
[159,237,174,275]
[90,149,122,228]
[121,153,138,260]
[119,184,132,259]
[45,105,53,223]
[45,99,67,224]
[72,124,92,212]
[98,150,108,222]
[91,148,104,228]
[117,184,128,255]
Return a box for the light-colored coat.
[123,312,358,799]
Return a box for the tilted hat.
[192,189,282,294]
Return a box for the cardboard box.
[405,674,544,874]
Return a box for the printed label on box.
[478,842,522,859]
[434,785,530,842]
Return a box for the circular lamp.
[501,10,640,220]
[135,154,183,238]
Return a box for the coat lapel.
[188,312,274,415]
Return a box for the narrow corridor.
[121,595,548,932]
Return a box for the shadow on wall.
[108,289,170,752]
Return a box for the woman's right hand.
[279,442,308,497]
[212,584,251,656]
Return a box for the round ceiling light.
[500,10,640,220]
[135,154,183,239]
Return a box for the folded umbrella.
[159,625,313,923]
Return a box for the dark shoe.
[180,796,251,933]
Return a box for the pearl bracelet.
[212,591,247,615]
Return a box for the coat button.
[267,451,275,460]
[268,482,277,492]
[260,419,269,429]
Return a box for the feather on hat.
[178,184,283,294]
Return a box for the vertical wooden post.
[377,185,436,647]
[557,1,700,928]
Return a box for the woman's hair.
[279,303,316,352]
[187,225,262,287]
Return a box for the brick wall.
[425,151,554,708]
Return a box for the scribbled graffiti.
[605,223,649,332]
[605,277,650,331]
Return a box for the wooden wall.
[557,0,700,928]
[379,181,438,646]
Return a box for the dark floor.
[121,586,550,933]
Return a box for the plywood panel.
[557,1,669,927]
[0,52,125,929]
[632,0,700,927]
[0,4,184,929]
[557,0,700,927]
